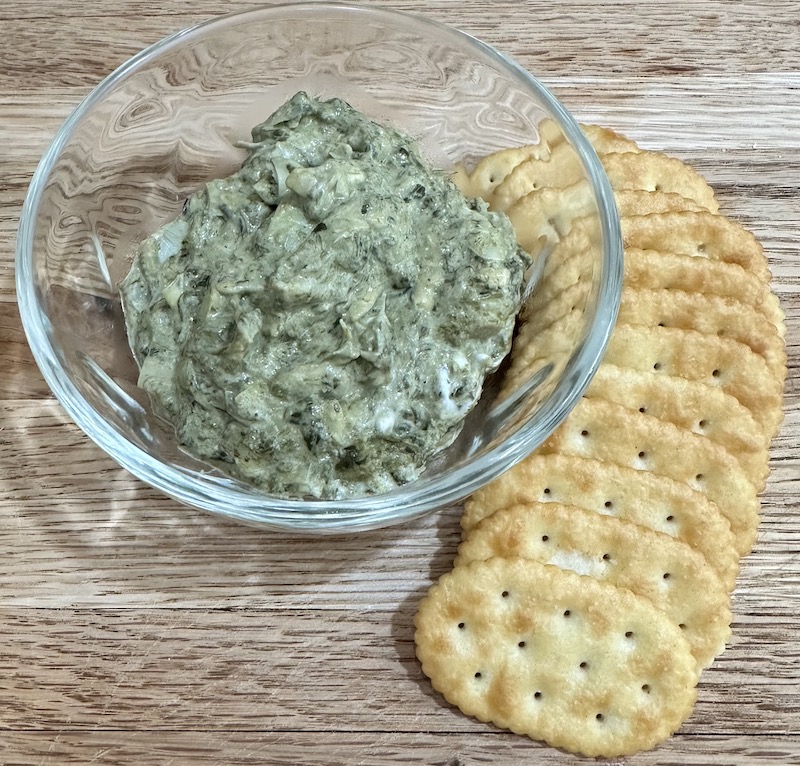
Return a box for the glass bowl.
[16,2,622,533]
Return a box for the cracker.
[505,181,596,253]
[614,189,704,216]
[414,557,699,758]
[503,314,784,443]
[490,126,641,212]
[581,124,641,154]
[606,323,785,439]
[539,121,641,155]
[522,279,592,336]
[498,308,585,399]
[515,217,601,323]
[624,249,785,336]
[537,117,566,150]
[617,287,787,384]
[538,398,760,555]
[602,152,719,213]
[457,503,732,669]
[525,244,595,310]
[463,453,739,591]
[493,142,585,212]
[621,211,771,282]
[452,144,549,202]
[587,364,769,488]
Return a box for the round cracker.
[621,211,771,283]
[624,249,785,336]
[602,151,719,213]
[617,287,787,385]
[457,502,732,669]
[492,143,585,211]
[463,452,739,591]
[614,189,704,216]
[605,323,784,440]
[538,398,761,556]
[586,364,770,488]
[415,557,698,758]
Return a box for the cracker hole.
[541,535,549,542]
[488,175,496,184]
[679,623,686,630]
[518,641,526,648]
[457,622,465,630]
[563,610,571,618]
[698,242,707,253]
[666,514,675,522]
[501,590,509,598]
[580,661,589,669]
[625,631,634,639]
[657,322,665,327]
[474,671,482,679]
[602,553,611,561]
[698,419,708,429]
[543,487,551,495]
[695,473,704,482]
[534,691,542,700]
[580,429,590,437]
[712,368,721,378]
[638,451,647,459]
[596,713,605,722]
[638,406,646,413]
[653,362,662,371]
[663,572,671,580]
[604,500,613,509]
[642,684,651,693]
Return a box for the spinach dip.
[120,92,529,499]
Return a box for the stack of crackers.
[415,125,786,757]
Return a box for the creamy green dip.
[120,92,529,499]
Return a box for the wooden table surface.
[1,1,798,763]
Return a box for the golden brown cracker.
[602,152,719,212]
[586,364,769,487]
[505,180,596,254]
[457,503,732,669]
[414,557,699,758]
[452,144,550,202]
[617,287,787,385]
[522,280,592,336]
[515,216,601,323]
[537,398,760,555]
[493,142,585,212]
[606,323,784,440]
[581,124,642,154]
[624,249,785,337]
[614,189,704,216]
[621,211,770,282]
[526,244,595,310]
[538,121,641,155]
[463,452,739,591]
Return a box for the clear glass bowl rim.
[16,1,623,533]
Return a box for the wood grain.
[1,0,799,763]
